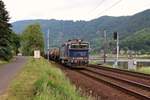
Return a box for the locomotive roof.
[65,39,88,44]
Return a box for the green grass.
[102,64,113,68]
[89,60,99,64]
[0,57,17,67]
[137,67,150,74]
[5,57,87,100]
[0,60,8,65]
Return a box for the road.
[0,56,27,95]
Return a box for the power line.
[85,0,106,20]
[97,0,122,17]
[88,0,105,14]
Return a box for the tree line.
[0,0,20,60]
[0,0,44,60]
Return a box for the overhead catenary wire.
[88,0,106,14]
[85,0,106,20]
[96,0,123,17]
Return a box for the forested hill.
[121,28,150,52]
[12,9,150,35]
[12,9,150,52]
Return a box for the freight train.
[47,39,90,67]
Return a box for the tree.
[11,33,20,55]
[21,24,44,56]
[0,0,13,60]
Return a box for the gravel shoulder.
[0,56,27,95]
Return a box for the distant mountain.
[12,9,150,51]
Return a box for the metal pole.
[47,29,50,60]
[112,32,119,68]
[116,33,119,67]
[104,30,107,63]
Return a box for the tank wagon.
[49,48,60,61]
[49,39,90,67]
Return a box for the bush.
[0,46,12,61]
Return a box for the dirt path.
[0,56,27,95]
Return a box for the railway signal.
[113,32,118,40]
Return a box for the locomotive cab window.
[71,44,89,49]
[69,50,88,57]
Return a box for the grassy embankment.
[4,57,87,100]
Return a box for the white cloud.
[3,0,150,22]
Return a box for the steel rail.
[88,64,150,79]
[78,70,150,100]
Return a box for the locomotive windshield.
[69,50,88,57]
[71,43,89,49]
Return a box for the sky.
[3,0,150,22]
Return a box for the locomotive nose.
[70,57,88,65]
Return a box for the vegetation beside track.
[137,67,150,74]
[0,60,8,65]
[5,57,87,100]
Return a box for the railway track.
[77,65,150,100]
[88,64,150,80]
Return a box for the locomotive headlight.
[71,60,74,63]
[74,60,77,63]
[79,39,82,42]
